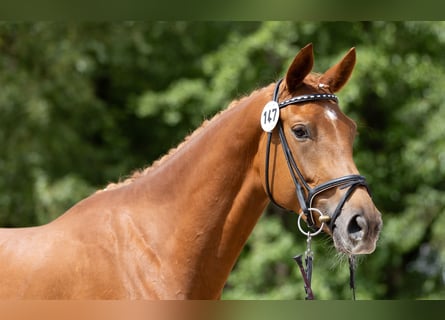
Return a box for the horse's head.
[260,44,382,255]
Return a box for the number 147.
[263,109,277,124]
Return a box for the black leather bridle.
[264,79,370,231]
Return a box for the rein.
[263,78,371,299]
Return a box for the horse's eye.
[292,125,310,140]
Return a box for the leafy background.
[0,21,444,299]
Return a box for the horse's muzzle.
[333,209,382,255]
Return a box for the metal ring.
[297,208,326,237]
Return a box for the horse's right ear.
[285,43,314,93]
[318,47,356,93]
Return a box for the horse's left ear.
[319,47,356,93]
[285,43,314,93]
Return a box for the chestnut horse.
[0,44,382,299]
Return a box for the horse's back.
[0,208,127,298]
[0,225,64,298]
[0,189,166,299]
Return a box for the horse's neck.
[137,91,270,298]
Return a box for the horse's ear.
[319,47,356,93]
[285,43,314,92]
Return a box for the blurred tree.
[0,21,444,299]
[0,21,260,225]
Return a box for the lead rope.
[293,209,357,300]
[292,209,325,300]
[293,234,358,300]
[293,233,314,300]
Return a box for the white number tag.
[260,101,280,132]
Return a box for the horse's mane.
[98,74,324,193]
[99,86,268,192]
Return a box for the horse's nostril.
[348,215,366,241]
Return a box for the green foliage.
[1,21,444,299]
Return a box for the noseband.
[264,79,370,231]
